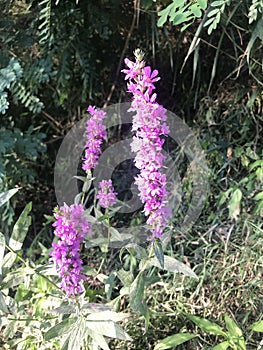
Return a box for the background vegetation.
[0,0,262,349]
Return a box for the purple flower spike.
[97,179,117,208]
[50,203,91,298]
[122,50,171,240]
[82,105,107,171]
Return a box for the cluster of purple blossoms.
[82,105,107,171]
[50,203,91,297]
[122,50,171,239]
[97,179,117,208]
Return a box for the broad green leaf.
[149,255,198,278]
[169,3,188,22]
[212,341,230,350]
[129,272,147,317]
[125,243,147,259]
[154,333,197,349]
[0,232,5,276]
[44,317,77,341]
[117,268,134,287]
[228,189,242,221]
[187,315,226,336]
[87,329,110,350]
[253,192,263,201]
[224,315,243,337]
[109,226,123,241]
[86,320,132,341]
[0,291,10,314]
[86,311,129,322]
[249,160,263,171]
[2,251,17,270]
[154,240,164,269]
[197,0,207,10]
[50,305,75,315]
[173,12,192,25]
[224,315,245,350]
[68,318,86,350]
[0,188,20,207]
[157,0,186,27]
[250,320,263,332]
[9,202,32,251]
[157,3,174,27]
[2,269,26,288]
[190,3,202,17]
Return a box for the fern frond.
[10,81,44,113]
[0,58,22,91]
[38,0,52,45]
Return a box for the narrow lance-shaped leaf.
[44,317,78,341]
[9,202,32,251]
[250,320,263,332]
[154,333,197,350]
[187,314,226,336]
[129,272,148,317]
[0,232,5,276]
[224,314,246,350]
[149,255,198,279]
[212,341,230,350]
[153,239,164,269]
[0,188,20,208]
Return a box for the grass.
[110,219,263,349]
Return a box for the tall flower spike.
[97,179,117,208]
[50,203,91,297]
[82,105,107,171]
[122,50,171,240]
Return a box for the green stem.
[96,209,110,275]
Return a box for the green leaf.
[224,315,245,350]
[44,317,77,341]
[0,291,10,314]
[253,192,263,201]
[190,4,202,17]
[0,188,20,208]
[250,320,263,332]
[117,268,134,287]
[224,315,243,338]
[129,272,147,317]
[197,0,207,10]
[211,0,225,7]
[9,202,32,251]
[125,243,148,259]
[207,8,220,17]
[86,320,132,341]
[187,315,226,336]
[173,12,193,25]
[212,341,230,350]
[0,232,5,276]
[149,255,198,278]
[157,3,174,27]
[228,189,242,221]
[154,333,197,349]
[87,329,110,350]
[68,318,86,350]
[86,311,129,322]
[154,240,164,269]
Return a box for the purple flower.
[82,105,107,171]
[122,50,171,240]
[97,179,117,208]
[50,203,91,297]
